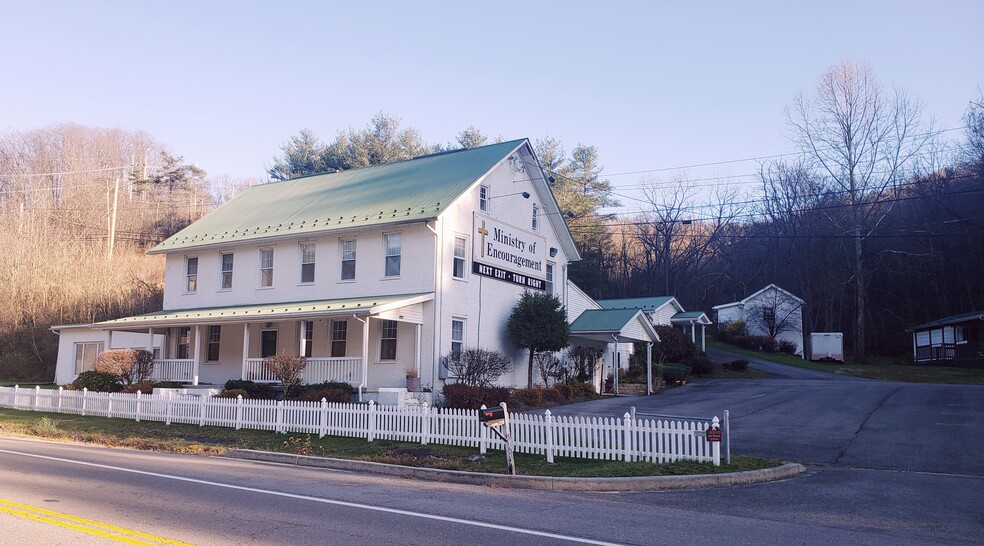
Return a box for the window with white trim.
[545,262,555,295]
[451,318,465,362]
[479,185,490,212]
[532,204,539,231]
[300,243,315,283]
[453,236,467,279]
[206,325,221,362]
[301,321,313,358]
[220,253,234,289]
[331,320,347,357]
[379,320,398,360]
[186,257,198,292]
[341,239,356,280]
[74,342,104,375]
[260,248,274,287]
[384,233,401,277]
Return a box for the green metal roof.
[93,293,433,328]
[596,296,674,311]
[570,308,645,333]
[151,139,527,253]
[913,310,984,330]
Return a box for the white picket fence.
[0,386,721,465]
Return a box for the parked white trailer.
[809,333,844,362]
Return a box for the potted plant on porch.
[405,367,421,392]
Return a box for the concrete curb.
[222,449,806,491]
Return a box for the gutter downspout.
[353,314,369,402]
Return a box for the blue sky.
[2,1,981,212]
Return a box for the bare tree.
[787,61,937,361]
[744,289,804,341]
[441,348,511,387]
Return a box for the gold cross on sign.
[477,221,488,257]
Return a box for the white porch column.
[192,325,202,385]
[107,330,114,349]
[691,323,697,344]
[646,342,653,396]
[415,323,422,378]
[241,322,250,380]
[360,317,370,401]
[701,324,706,352]
[148,328,154,356]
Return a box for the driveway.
[546,349,984,476]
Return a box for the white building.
[52,139,658,398]
[596,296,712,351]
[712,284,805,356]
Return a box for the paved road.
[1,436,981,545]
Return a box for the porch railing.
[244,357,362,385]
[151,359,195,382]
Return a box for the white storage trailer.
[809,333,844,362]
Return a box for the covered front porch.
[94,293,433,400]
[569,308,661,395]
[671,311,713,352]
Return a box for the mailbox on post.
[479,406,505,427]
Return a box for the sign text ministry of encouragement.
[472,214,546,290]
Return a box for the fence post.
[199,395,207,427]
[545,410,554,464]
[13,385,18,409]
[276,400,284,433]
[623,411,634,462]
[318,398,327,438]
[81,388,87,416]
[135,391,142,422]
[420,403,430,446]
[723,409,731,465]
[479,405,487,455]
[57,387,63,413]
[711,416,721,467]
[165,392,173,425]
[33,386,40,411]
[236,395,244,430]
[367,400,376,442]
[106,392,113,418]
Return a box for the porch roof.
[569,308,660,344]
[92,293,434,329]
[671,311,713,325]
[913,311,984,331]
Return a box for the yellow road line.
[0,498,193,546]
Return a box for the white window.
[177,327,191,359]
[206,325,221,362]
[384,233,401,277]
[301,321,313,358]
[341,239,356,280]
[186,257,198,292]
[453,236,467,279]
[220,253,234,289]
[451,318,465,361]
[546,262,555,294]
[300,243,315,283]
[532,204,539,231]
[479,185,490,212]
[380,320,398,360]
[260,248,274,287]
[331,320,348,357]
[956,326,967,344]
[74,342,104,375]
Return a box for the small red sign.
[705,427,722,442]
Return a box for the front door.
[261,330,278,358]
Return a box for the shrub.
[717,320,748,343]
[223,379,276,399]
[568,381,596,398]
[553,383,573,401]
[72,370,122,392]
[755,336,777,353]
[442,348,511,387]
[122,380,155,394]
[778,340,798,355]
[690,355,714,375]
[216,389,249,399]
[661,363,692,383]
[92,349,154,386]
[539,387,562,404]
[297,388,351,403]
[153,381,185,389]
[442,383,510,409]
[726,359,749,371]
[296,381,356,396]
[263,354,307,398]
[653,325,696,364]
[510,387,543,408]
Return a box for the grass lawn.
[706,339,984,385]
[0,407,777,477]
